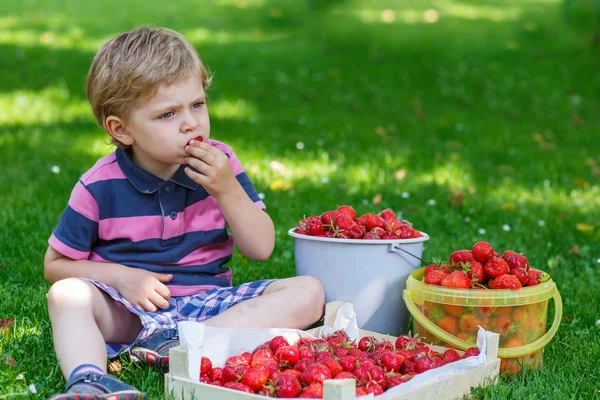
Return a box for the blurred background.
[0,0,599,397]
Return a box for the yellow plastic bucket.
[403,268,562,374]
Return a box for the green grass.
[1,0,599,398]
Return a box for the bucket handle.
[402,285,562,359]
[389,244,425,265]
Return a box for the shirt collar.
[116,148,197,193]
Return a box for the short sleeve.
[48,180,99,260]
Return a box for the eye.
[191,101,206,109]
[160,111,175,119]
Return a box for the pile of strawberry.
[294,205,423,240]
[197,330,480,398]
[423,241,546,290]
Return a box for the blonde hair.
[86,26,212,148]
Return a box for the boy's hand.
[184,141,238,199]
[113,268,172,312]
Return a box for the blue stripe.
[93,229,230,264]
[120,256,232,278]
[236,172,261,203]
[53,205,98,252]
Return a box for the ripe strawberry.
[370,226,386,238]
[442,349,461,364]
[200,357,212,376]
[379,208,398,221]
[449,250,475,265]
[275,345,300,368]
[395,334,425,351]
[321,358,343,377]
[332,346,350,358]
[375,340,395,353]
[467,261,486,284]
[210,380,224,386]
[395,223,417,239]
[461,347,481,358]
[269,335,289,353]
[223,382,254,393]
[240,352,252,365]
[383,219,402,233]
[355,387,369,396]
[489,274,522,290]
[298,346,314,360]
[441,270,473,289]
[295,229,308,235]
[510,267,530,286]
[208,367,223,381]
[414,355,437,373]
[298,383,323,398]
[272,374,302,398]
[336,205,357,220]
[363,381,384,395]
[320,210,338,227]
[472,241,495,263]
[251,348,273,367]
[293,358,313,373]
[306,216,324,236]
[501,250,519,265]
[241,366,270,392]
[358,336,378,353]
[334,371,355,380]
[382,233,401,240]
[506,254,530,271]
[222,365,247,382]
[362,213,385,230]
[299,363,332,386]
[314,351,333,363]
[483,257,510,278]
[527,268,543,286]
[379,352,404,372]
[339,356,358,372]
[200,375,211,384]
[332,214,355,231]
[400,359,416,375]
[424,269,449,285]
[348,224,365,239]
[387,373,411,388]
[363,231,381,240]
[331,228,350,239]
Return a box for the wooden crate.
[165,302,500,400]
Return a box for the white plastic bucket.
[288,228,429,335]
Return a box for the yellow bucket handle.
[402,284,562,359]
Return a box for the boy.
[45,26,325,399]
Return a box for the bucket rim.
[406,267,556,303]
[287,228,430,244]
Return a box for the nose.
[181,110,200,133]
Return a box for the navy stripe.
[120,257,232,277]
[53,205,98,252]
[236,172,261,203]
[93,229,229,264]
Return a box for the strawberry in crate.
[294,205,423,240]
[193,330,481,398]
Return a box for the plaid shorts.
[85,279,275,358]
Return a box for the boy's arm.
[216,185,275,261]
[44,246,173,312]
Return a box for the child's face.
[126,75,210,178]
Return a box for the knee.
[295,275,326,319]
[47,278,95,311]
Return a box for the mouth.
[188,136,203,145]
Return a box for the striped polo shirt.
[48,140,266,296]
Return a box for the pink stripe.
[89,252,109,263]
[215,268,232,285]
[180,197,226,233]
[163,214,183,241]
[255,201,266,210]
[98,215,164,242]
[49,234,90,260]
[68,182,99,222]
[175,239,234,267]
[82,153,127,184]
[169,285,219,297]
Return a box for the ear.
[105,116,134,146]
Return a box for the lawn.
[0,0,599,398]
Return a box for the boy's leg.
[203,275,325,329]
[47,277,143,380]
